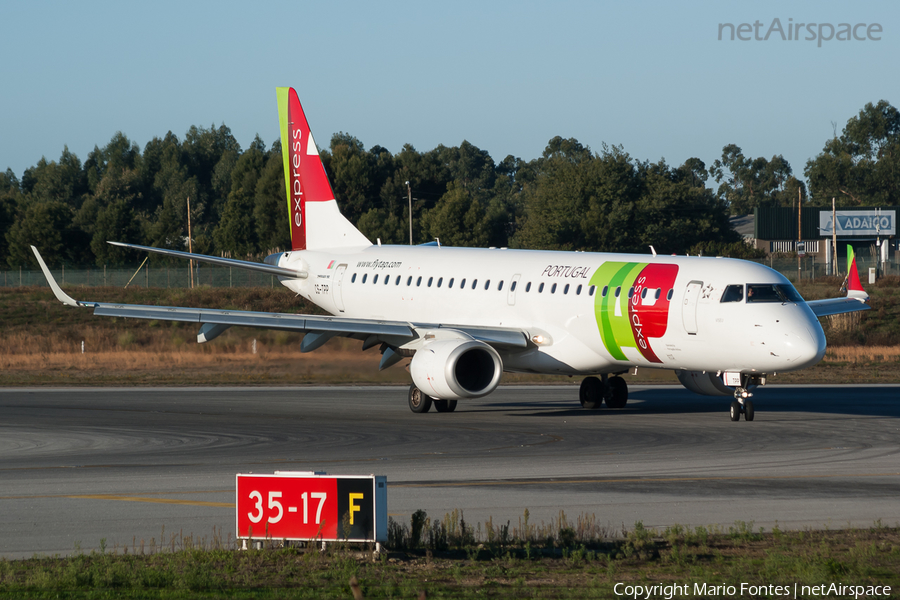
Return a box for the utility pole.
[187,196,194,289]
[406,181,413,245]
[797,187,802,280]
[832,198,838,276]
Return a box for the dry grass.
[826,345,900,363]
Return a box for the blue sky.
[1,0,897,185]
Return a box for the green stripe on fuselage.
[590,262,647,361]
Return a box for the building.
[744,206,898,275]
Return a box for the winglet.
[30,246,80,307]
[846,245,869,302]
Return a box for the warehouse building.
[744,206,898,276]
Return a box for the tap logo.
[591,262,679,364]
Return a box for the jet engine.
[410,339,503,400]
[675,370,733,396]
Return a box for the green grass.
[1,518,897,599]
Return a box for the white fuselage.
[275,245,826,376]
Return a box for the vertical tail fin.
[276,87,370,251]
[846,244,868,300]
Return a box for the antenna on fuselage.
[649,245,657,257]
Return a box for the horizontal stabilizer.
[807,297,870,318]
[107,241,307,279]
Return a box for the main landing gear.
[407,385,457,414]
[579,375,628,410]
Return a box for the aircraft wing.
[31,246,527,350]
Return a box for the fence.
[0,264,279,289]
[747,255,900,282]
[3,256,897,290]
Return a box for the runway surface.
[1,384,898,558]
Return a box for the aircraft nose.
[786,323,826,369]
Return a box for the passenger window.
[576,284,582,295]
[563,284,569,294]
[551,283,557,294]
[641,288,647,299]
[448,277,454,288]
[538,282,545,293]
[589,285,596,296]
[484,279,491,290]
[525,282,531,292]
[417,276,422,287]
[373,274,379,284]
[615,287,621,298]
[427,276,433,287]
[362,274,367,284]
[385,276,390,285]
[406,276,412,286]
[720,284,744,303]
[628,287,634,298]
[395,275,401,285]
[437,277,443,287]
[602,285,608,297]
[460,278,466,288]
[351,273,357,283]
[498,281,504,291]
[655,288,661,300]
[510,281,516,292]
[472,279,478,290]
[667,288,674,301]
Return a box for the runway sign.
[236,472,387,542]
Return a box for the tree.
[805,100,900,206]
[420,184,492,247]
[253,142,291,252]
[513,140,736,255]
[710,145,797,214]
[324,132,377,224]
[20,147,89,208]
[213,144,265,256]
[181,124,241,225]
[91,200,141,265]
[0,172,20,267]
[5,200,75,267]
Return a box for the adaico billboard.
[819,210,896,236]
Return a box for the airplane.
[32,87,871,421]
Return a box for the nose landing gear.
[728,374,764,421]
[729,397,754,421]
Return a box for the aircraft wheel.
[729,401,741,421]
[744,400,754,421]
[408,385,432,413]
[433,399,458,413]
[579,376,603,409]
[606,377,628,409]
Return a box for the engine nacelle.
[675,370,733,396]
[410,339,503,400]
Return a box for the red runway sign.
[236,472,387,542]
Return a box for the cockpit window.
[747,284,804,303]
[720,284,743,303]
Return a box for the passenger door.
[682,280,702,334]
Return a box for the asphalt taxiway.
[1,384,898,558]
